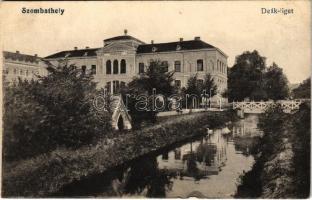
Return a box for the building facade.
[2,51,48,84]
[44,31,228,97]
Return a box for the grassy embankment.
[2,110,236,197]
[235,102,310,198]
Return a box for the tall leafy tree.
[184,73,217,108]
[128,60,175,96]
[292,77,311,99]
[3,62,111,161]
[202,74,218,97]
[228,50,267,101]
[185,74,201,97]
[264,63,289,100]
[126,60,175,128]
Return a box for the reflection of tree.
[146,169,173,198]
[233,137,260,156]
[162,153,169,160]
[122,157,174,198]
[174,149,181,160]
[196,142,217,167]
[186,154,199,179]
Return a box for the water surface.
[56,114,262,198]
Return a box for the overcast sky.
[1,1,311,83]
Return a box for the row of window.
[105,78,225,92]
[3,68,39,76]
[217,60,227,74]
[138,59,226,74]
[106,59,126,75]
[174,77,226,88]
[138,61,179,74]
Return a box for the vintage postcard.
[0,1,311,198]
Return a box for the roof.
[136,40,216,54]
[3,51,41,63]
[44,48,100,59]
[104,35,145,44]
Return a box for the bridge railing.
[232,100,304,113]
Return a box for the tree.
[184,74,202,109]
[292,77,311,99]
[128,60,175,96]
[126,60,176,128]
[184,73,217,108]
[3,62,111,161]
[264,63,289,100]
[202,74,218,97]
[228,50,267,101]
[185,74,201,97]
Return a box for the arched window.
[81,65,86,74]
[197,59,203,71]
[106,81,111,93]
[106,60,111,74]
[113,80,120,93]
[218,61,220,72]
[91,65,96,75]
[210,60,214,71]
[120,81,126,88]
[113,60,118,74]
[139,63,144,74]
[219,61,221,72]
[174,61,181,72]
[161,61,169,72]
[120,59,126,74]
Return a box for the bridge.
[232,100,305,114]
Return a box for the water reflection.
[231,114,263,156]
[231,114,263,138]
[55,114,261,198]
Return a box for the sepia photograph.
[0,1,311,198]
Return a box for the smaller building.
[2,51,48,84]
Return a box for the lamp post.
[209,88,213,109]
[204,89,208,111]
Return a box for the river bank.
[2,111,236,197]
[235,102,310,198]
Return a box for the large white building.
[45,30,228,96]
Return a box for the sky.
[0,1,311,83]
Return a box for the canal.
[55,114,262,198]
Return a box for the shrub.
[291,102,310,197]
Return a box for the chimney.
[85,46,89,49]
[151,40,154,44]
[16,50,20,54]
[179,38,183,42]
[74,47,78,50]
[124,29,128,35]
[34,54,38,57]
[194,36,201,41]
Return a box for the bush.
[291,102,310,197]
[3,64,111,162]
